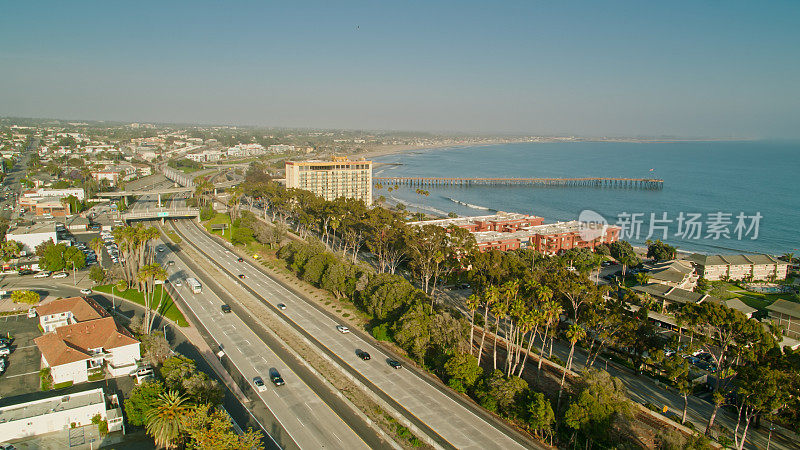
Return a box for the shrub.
[371,323,392,341]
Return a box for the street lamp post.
[71,261,76,285]
[766,422,775,450]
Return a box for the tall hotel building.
[285,156,373,206]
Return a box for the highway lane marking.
[174,222,372,449]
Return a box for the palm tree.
[477,286,499,367]
[490,288,508,372]
[557,324,587,414]
[466,294,480,357]
[145,390,192,449]
[138,263,168,334]
[90,237,104,266]
[516,309,544,378]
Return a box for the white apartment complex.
[688,253,790,281]
[285,156,372,206]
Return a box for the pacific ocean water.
[372,141,800,255]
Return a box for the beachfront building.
[688,253,789,281]
[285,156,372,206]
[643,259,699,290]
[0,388,123,440]
[767,299,800,339]
[408,212,544,232]
[410,214,619,254]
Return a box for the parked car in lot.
[0,347,11,357]
[336,325,350,333]
[52,272,68,279]
[174,280,182,287]
[33,272,50,278]
[253,376,267,392]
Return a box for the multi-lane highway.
[169,212,536,449]
[155,229,371,449]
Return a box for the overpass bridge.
[122,208,200,222]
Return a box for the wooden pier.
[374,177,664,189]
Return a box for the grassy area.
[95,284,189,327]
[164,229,182,244]
[205,213,232,239]
[710,280,799,311]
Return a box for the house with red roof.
[33,297,140,384]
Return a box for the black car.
[18,269,34,276]
[356,350,371,361]
[387,359,402,369]
[221,305,232,313]
[270,369,285,386]
[237,257,244,262]
[238,274,246,279]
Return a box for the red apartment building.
[410,213,620,255]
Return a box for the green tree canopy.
[124,380,166,427]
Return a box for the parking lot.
[0,313,43,398]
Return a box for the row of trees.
[228,167,797,447]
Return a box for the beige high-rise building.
[285,156,372,205]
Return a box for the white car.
[0,347,10,357]
[174,280,182,287]
[52,272,68,279]
[33,272,50,278]
[336,325,350,334]
[253,376,268,392]
[80,288,92,295]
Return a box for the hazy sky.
[1,1,799,138]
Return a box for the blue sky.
[1,1,799,138]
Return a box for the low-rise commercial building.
[5,223,58,253]
[0,387,123,440]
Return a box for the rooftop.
[6,222,57,235]
[767,299,800,318]
[35,316,138,367]
[0,388,104,424]
[408,211,537,228]
[689,253,787,267]
[35,296,108,322]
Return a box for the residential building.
[409,212,544,232]
[5,222,59,252]
[186,149,223,162]
[767,299,800,339]
[35,296,108,332]
[91,170,120,186]
[644,259,699,290]
[632,283,715,313]
[0,388,123,440]
[688,253,789,281]
[22,187,85,201]
[409,214,620,254]
[269,144,295,153]
[34,316,140,384]
[285,156,373,206]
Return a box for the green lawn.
[205,213,232,239]
[95,284,189,327]
[710,280,799,312]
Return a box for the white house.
[34,297,140,384]
[35,317,140,384]
[0,388,123,440]
[35,296,108,332]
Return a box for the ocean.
[372,141,800,255]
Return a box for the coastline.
[353,137,756,160]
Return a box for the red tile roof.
[35,296,108,322]
[34,317,139,368]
